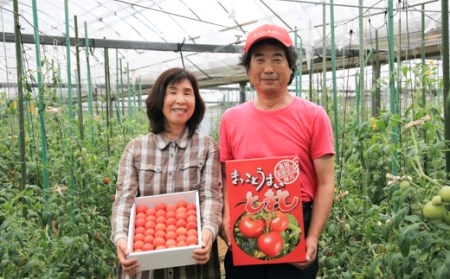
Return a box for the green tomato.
[399,181,410,189]
[431,195,442,206]
[443,212,450,225]
[422,201,446,220]
[438,186,450,202]
[343,223,351,232]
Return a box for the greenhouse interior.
[1,0,449,278]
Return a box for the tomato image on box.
[225,156,306,265]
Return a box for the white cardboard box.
[126,190,202,271]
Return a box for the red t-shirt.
[219,97,335,202]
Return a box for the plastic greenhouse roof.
[0,0,444,96]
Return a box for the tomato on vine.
[257,231,283,257]
[238,214,265,238]
[269,211,289,232]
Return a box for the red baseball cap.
[243,24,294,53]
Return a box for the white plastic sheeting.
[0,0,443,93]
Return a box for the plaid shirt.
[111,129,223,279]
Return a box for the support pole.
[442,0,450,177]
[64,0,74,126]
[372,30,381,116]
[14,0,27,193]
[30,0,49,229]
[74,15,84,140]
[322,3,328,111]
[387,0,399,176]
[330,0,340,165]
[359,0,365,122]
[84,21,95,145]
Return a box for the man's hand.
[290,236,318,270]
[116,238,140,276]
[219,210,231,247]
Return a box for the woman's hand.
[116,238,140,276]
[192,229,213,264]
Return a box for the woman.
[111,67,223,279]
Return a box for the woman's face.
[162,79,196,130]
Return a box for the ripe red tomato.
[145,208,156,216]
[257,232,283,257]
[155,216,167,224]
[166,204,177,212]
[175,218,187,228]
[186,215,197,223]
[155,230,165,238]
[155,202,167,211]
[176,207,187,215]
[133,240,144,251]
[176,227,187,236]
[155,245,167,250]
[186,229,198,237]
[186,221,197,230]
[103,178,110,185]
[142,243,154,251]
[144,235,154,244]
[136,212,146,220]
[186,203,196,210]
[238,215,265,238]
[186,235,198,245]
[165,239,177,248]
[176,235,186,242]
[177,199,187,208]
[134,227,146,235]
[155,209,166,217]
[187,209,197,217]
[134,233,145,242]
[166,224,177,232]
[165,211,176,218]
[270,211,289,232]
[146,215,156,222]
[155,223,167,232]
[136,205,148,214]
[145,221,156,229]
[135,218,146,228]
[165,231,177,240]
[153,237,165,247]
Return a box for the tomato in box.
[127,191,202,271]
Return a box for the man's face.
[247,42,291,95]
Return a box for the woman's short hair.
[239,39,298,85]
[145,67,205,137]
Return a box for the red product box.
[225,156,306,265]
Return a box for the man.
[219,24,335,278]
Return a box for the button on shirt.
[111,129,223,279]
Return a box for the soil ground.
[218,237,228,278]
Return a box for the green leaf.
[398,223,420,257]
[403,215,422,223]
[390,253,403,278]
[393,206,409,229]
[402,66,409,77]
